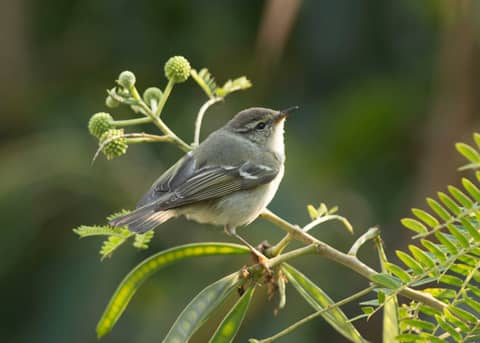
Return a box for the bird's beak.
[275,106,299,123]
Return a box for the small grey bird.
[110,106,297,257]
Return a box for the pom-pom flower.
[88,112,114,138]
[99,129,128,160]
[143,87,163,105]
[164,56,191,83]
[105,95,120,108]
[118,70,136,89]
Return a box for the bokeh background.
[2,0,480,342]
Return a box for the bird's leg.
[224,225,271,275]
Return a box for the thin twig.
[348,227,380,256]
[193,96,223,147]
[253,285,376,343]
[260,209,447,312]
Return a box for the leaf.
[427,198,451,221]
[459,218,480,241]
[420,239,447,263]
[439,274,463,287]
[215,77,252,97]
[307,204,318,220]
[100,229,133,260]
[464,296,480,313]
[132,231,154,250]
[370,273,401,289]
[73,225,126,238]
[423,288,456,300]
[396,251,424,274]
[163,273,240,343]
[190,68,217,98]
[446,224,469,248]
[96,243,249,338]
[435,315,462,342]
[448,305,478,324]
[282,264,368,343]
[434,231,458,255]
[462,178,480,202]
[401,319,435,332]
[384,263,411,283]
[209,286,255,343]
[401,218,428,235]
[438,192,462,216]
[456,142,480,164]
[412,209,440,228]
[448,185,474,209]
[408,245,435,269]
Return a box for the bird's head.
[226,106,299,152]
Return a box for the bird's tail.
[110,204,174,234]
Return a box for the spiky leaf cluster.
[361,133,480,342]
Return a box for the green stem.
[193,96,223,147]
[267,234,293,256]
[113,117,152,126]
[254,285,376,343]
[129,84,191,152]
[155,79,174,117]
[260,209,447,312]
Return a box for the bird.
[110,106,298,260]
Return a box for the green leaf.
[385,263,411,283]
[474,133,480,149]
[132,231,154,250]
[96,243,249,338]
[459,217,480,241]
[448,185,474,209]
[420,239,447,263]
[209,286,255,343]
[73,225,126,238]
[448,305,478,324]
[464,296,480,313]
[370,273,401,289]
[443,308,469,331]
[99,229,133,260]
[163,273,240,343]
[435,315,462,342]
[190,68,217,98]
[412,208,440,228]
[462,178,480,202]
[282,264,368,343]
[423,288,456,300]
[427,198,452,221]
[434,231,458,254]
[418,304,441,317]
[215,77,252,97]
[396,251,424,274]
[402,319,435,331]
[394,333,423,342]
[439,274,463,287]
[446,224,470,248]
[408,245,435,269]
[307,204,318,220]
[401,218,428,235]
[456,142,480,164]
[438,192,462,216]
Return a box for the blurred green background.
[2,0,480,342]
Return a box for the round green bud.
[118,70,136,89]
[164,56,191,83]
[88,112,114,138]
[105,95,120,108]
[99,129,128,160]
[143,87,163,105]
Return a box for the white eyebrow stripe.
[257,165,273,171]
[239,169,259,179]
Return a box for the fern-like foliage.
[190,68,251,99]
[363,134,480,342]
[73,209,155,260]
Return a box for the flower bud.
[118,70,136,89]
[105,95,120,108]
[143,87,163,105]
[164,56,191,83]
[99,129,128,160]
[88,112,114,138]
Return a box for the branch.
[260,209,447,312]
[193,96,223,147]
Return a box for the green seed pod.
[164,56,191,83]
[99,129,128,160]
[143,87,163,105]
[105,95,120,108]
[118,70,136,89]
[88,112,114,138]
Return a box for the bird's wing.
[152,161,279,210]
[136,152,197,207]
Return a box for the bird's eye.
[255,122,266,130]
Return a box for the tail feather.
[110,205,174,234]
